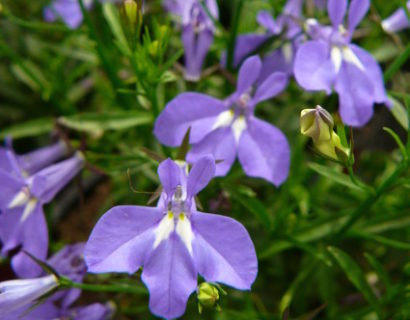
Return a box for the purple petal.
[12,205,48,278]
[335,63,375,127]
[66,302,114,320]
[382,4,410,33]
[141,234,197,319]
[0,148,14,174]
[29,153,84,203]
[3,301,59,320]
[294,41,336,94]
[0,207,25,255]
[221,33,271,68]
[257,11,279,33]
[349,44,390,105]
[154,93,227,147]
[43,0,89,29]
[192,211,257,289]
[348,0,369,34]
[258,48,294,84]
[85,206,162,273]
[158,159,181,197]
[251,72,288,106]
[327,0,347,28]
[17,141,67,175]
[0,170,25,211]
[236,56,262,96]
[187,155,215,198]
[182,26,214,81]
[187,127,237,177]
[238,117,290,186]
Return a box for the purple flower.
[0,140,68,178]
[154,55,290,186]
[85,156,257,319]
[225,0,303,80]
[0,153,84,278]
[44,0,94,29]
[2,243,113,320]
[382,1,410,33]
[164,0,219,81]
[294,0,391,127]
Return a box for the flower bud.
[315,131,349,161]
[124,0,138,26]
[300,105,334,143]
[197,283,220,313]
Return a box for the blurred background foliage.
[0,0,410,319]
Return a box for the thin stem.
[226,0,244,70]
[60,277,147,295]
[384,41,410,82]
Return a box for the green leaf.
[389,95,409,131]
[328,247,380,315]
[0,118,54,139]
[103,3,132,57]
[224,184,271,229]
[383,127,408,161]
[308,162,366,192]
[364,253,392,293]
[58,111,152,136]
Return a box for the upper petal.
[382,5,410,33]
[238,117,290,186]
[187,155,215,198]
[192,211,257,289]
[158,159,182,198]
[257,11,279,33]
[294,41,337,94]
[327,0,347,28]
[0,169,25,211]
[85,206,163,274]
[251,71,288,106]
[154,93,227,147]
[348,0,370,34]
[141,234,197,319]
[236,56,262,96]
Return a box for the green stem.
[335,161,408,238]
[226,0,244,70]
[384,41,410,82]
[60,277,147,295]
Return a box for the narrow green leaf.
[308,162,366,192]
[348,231,410,251]
[383,127,408,161]
[328,247,380,315]
[364,253,392,293]
[384,41,410,82]
[102,3,132,57]
[0,118,54,139]
[388,95,409,131]
[58,111,152,135]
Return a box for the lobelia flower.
[164,0,219,81]
[224,0,303,83]
[154,55,290,186]
[44,0,94,29]
[0,139,68,179]
[294,0,391,127]
[0,152,85,278]
[2,243,113,320]
[382,2,410,33]
[85,156,257,319]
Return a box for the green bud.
[197,283,220,313]
[124,0,138,26]
[148,40,159,56]
[300,105,334,143]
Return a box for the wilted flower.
[294,0,391,127]
[85,156,257,319]
[300,106,349,162]
[0,152,84,278]
[0,275,58,316]
[164,0,219,81]
[382,2,410,33]
[155,55,290,185]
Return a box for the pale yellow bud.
[197,283,220,313]
[300,105,334,143]
[124,0,138,26]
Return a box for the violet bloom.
[294,0,391,127]
[226,0,303,82]
[0,140,68,178]
[85,156,257,319]
[382,2,410,33]
[164,0,219,81]
[155,55,290,186]
[44,0,94,29]
[0,152,84,278]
